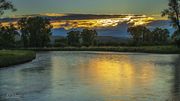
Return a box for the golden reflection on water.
[79,55,156,97]
[49,52,174,101]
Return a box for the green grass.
[23,46,180,54]
[0,50,36,68]
[1,46,176,67]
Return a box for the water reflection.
[0,51,179,101]
[49,52,177,101]
[0,52,54,101]
[77,54,163,100]
[171,55,180,100]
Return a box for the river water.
[0,51,180,101]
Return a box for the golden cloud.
[0,15,155,30]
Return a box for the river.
[0,51,180,101]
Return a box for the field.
[0,50,36,68]
[24,46,180,54]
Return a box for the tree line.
[0,17,176,48]
[128,26,170,46]
[67,29,97,47]
[0,17,52,48]
[0,16,98,48]
[18,17,52,47]
[55,29,98,47]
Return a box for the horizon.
[0,13,174,38]
[0,13,168,30]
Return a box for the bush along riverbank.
[21,46,180,54]
[0,50,36,68]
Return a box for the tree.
[18,18,30,47]
[0,24,18,48]
[18,17,52,47]
[127,26,150,45]
[81,29,97,47]
[0,0,16,48]
[142,29,152,43]
[162,0,180,47]
[54,37,67,47]
[172,30,180,46]
[161,29,170,42]
[67,30,81,46]
[0,0,16,15]
[152,28,169,44]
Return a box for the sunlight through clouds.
[1,14,155,30]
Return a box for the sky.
[5,0,168,17]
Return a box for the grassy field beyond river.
[0,46,179,67]
[0,50,36,68]
[25,46,180,54]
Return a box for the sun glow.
[50,15,155,29]
[40,13,68,17]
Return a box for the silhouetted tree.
[128,26,169,45]
[162,0,180,47]
[172,30,180,46]
[18,18,30,47]
[18,17,52,47]
[0,0,16,15]
[161,28,170,42]
[152,28,169,44]
[0,24,18,48]
[81,29,97,47]
[127,26,150,45]
[142,29,152,43]
[0,0,16,48]
[67,30,81,46]
[54,37,67,47]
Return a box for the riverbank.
[0,50,36,68]
[22,46,180,54]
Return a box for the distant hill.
[52,20,174,37]
[147,20,175,34]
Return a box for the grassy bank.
[22,46,180,54]
[0,50,36,68]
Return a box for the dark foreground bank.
[0,50,36,68]
[23,46,180,54]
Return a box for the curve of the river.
[0,51,180,101]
